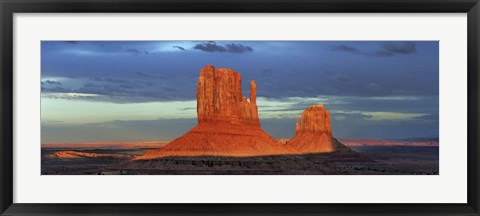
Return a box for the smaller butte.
[287,104,335,153]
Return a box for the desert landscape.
[41,65,439,175]
[41,140,438,175]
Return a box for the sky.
[41,41,439,143]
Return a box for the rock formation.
[287,104,335,153]
[196,65,259,126]
[136,65,291,160]
[47,151,132,159]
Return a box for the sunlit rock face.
[136,65,291,160]
[287,105,335,153]
[197,65,259,126]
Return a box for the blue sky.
[41,41,439,143]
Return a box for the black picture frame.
[1,0,479,215]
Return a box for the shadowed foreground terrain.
[41,140,439,175]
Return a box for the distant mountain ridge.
[337,138,438,147]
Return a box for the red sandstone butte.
[136,65,291,160]
[287,104,335,153]
[196,65,259,126]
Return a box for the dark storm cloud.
[44,41,435,102]
[92,77,130,84]
[193,42,227,52]
[332,42,416,57]
[82,81,143,95]
[41,86,71,93]
[173,46,186,51]
[383,42,416,54]
[336,75,351,82]
[331,44,392,57]
[75,85,124,96]
[42,75,197,103]
[41,41,439,141]
[54,41,157,56]
[125,48,144,55]
[225,43,253,53]
[42,80,62,85]
[193,42,253,53]
[64,41,79,44]
[372,50,396,57]
[331,45,361,54]
[83,82,100,88]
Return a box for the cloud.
[414,113,439,121]
[39,74,197,103]
[162,87,176,92]
[324,71,335,76]
[42,86,71,93]
[262,68,273,75]
[333,110,428,121]
[42,92,101,100]
[77,82,140,97]
[58,42,155,56]
[383,42,416,54]
[336,75,351,82]
[193,42,226,52]
[83,82,100,88]
[41,41,437,103]
[256,95,437,119]
[332,42,416,57]
[364,112,428,121]
[181,107,196,111]
[125,48,144,55]
[92,77,130,84]
[372,50,395,57]
[331,45,360,53]
[64,41,79,44]
[173,46,186,51]
[193,42,253,53]
[366,83,382,90]
[225,43,253,53]
[135,71,157,78]
[42,80,62,85]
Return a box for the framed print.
[1,0,479,215]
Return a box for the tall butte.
[287,104,335,153]
[136,65,291,159]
